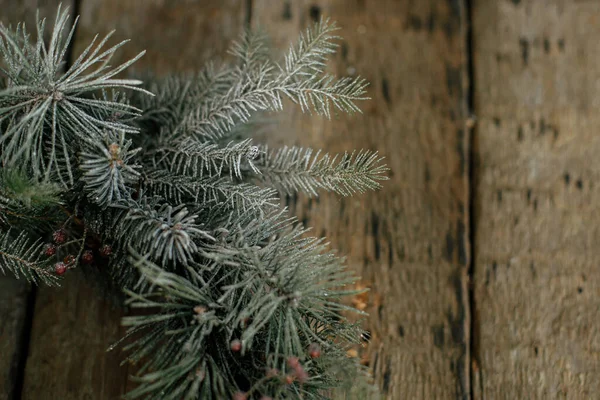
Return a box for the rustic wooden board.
[472,0,600,398]
[0,278,29,400]
[73,0,247,77]
[22,273,129,399]
[0,3,74,399]
[252,1,472,398]
[19,1,246,399]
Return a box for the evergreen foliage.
[0,6,387,399]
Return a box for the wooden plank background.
[0,0,598,399]
[471,0,600,398]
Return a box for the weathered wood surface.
[472,0,600,398]
[22,273,128,399]
[1,0,473,399]
[73,0,246,77]
[0,278,29,400]
[4,0,600,399]
[252,1,471,398]
[0,3,73,399]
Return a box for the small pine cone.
[55,262,67,276]
[230,339,242,352]
[308,343,321,359]
[193,305,207,315]
[63,254,76,266]
[44,244,56,257]
[99,244,112,257]
[108,143,121,158]
[81,250,94,264]
[52,229,66,244]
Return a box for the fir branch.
[282,18,340,78]
[184,67,368,140]
[141,169,279,213]
[0,229,59,285]
[182,19,366,141]
[228,29,271,74]
[134,63,234,136]
[153,138,259,179]
[253,146,389,196]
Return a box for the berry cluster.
[43,228,113,276]
[230,343,322,400]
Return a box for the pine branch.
[0,169,63,228]
[79,131,141,207]
[0,5,150,184]
[253,146,389,196]
[1,9,382,399]
[121,217,367,399]
[113,201,214,267]
[0,168,62,208]
[0,229,59,285]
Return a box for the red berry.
[285,375,294,385]
[230,339,242,352]
[195,368,205,381]
[294,366,309,384]
[55,262,67,276]
[266,368,279,378]
[99,244,112,257]
[52,229,66,244]
[63,254,76,265]
[232,392,247,400]
[286,357,300,369]
[308,343,321,359]
[44,244,56,257]
[81,250,94,264]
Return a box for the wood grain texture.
[22,273,129,400]
[73,0,247,77]
[20,1,246,399]
[472,0,600,398]
[0,3,74,399]
[0,278,29,400]
[251,1,472,398]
